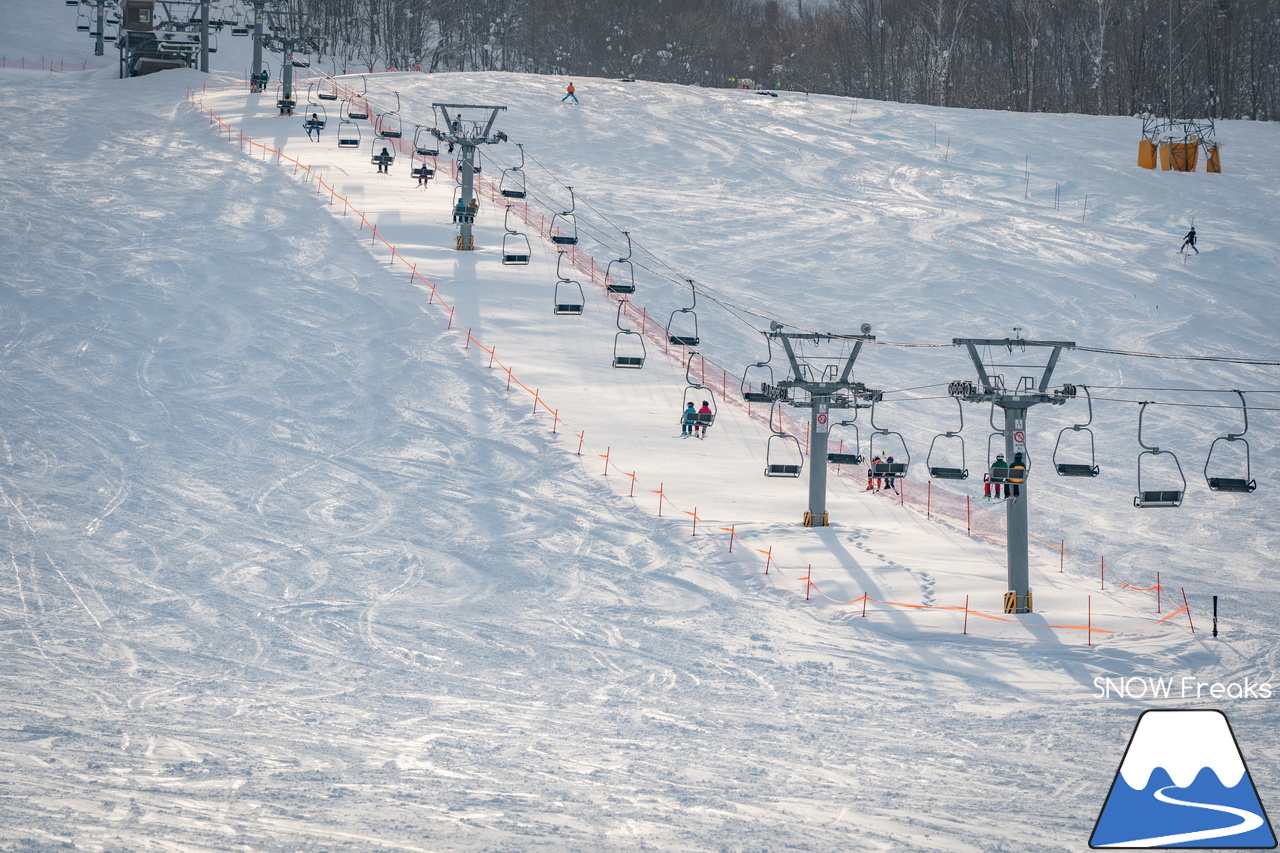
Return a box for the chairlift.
[868,400,910,479]
[1134,401,1186,508]
[336,119,360,148]
[550,186,579,245]
[1052,384,1100,477]
[612,299,646,369]
[410,148,435,182]
[827,410,864,467]
[370,137,395,170]
[302,105,327,138]
[377,93,403,138]
[500,143,527,199]
[76,13,90,31]
[413,125,440,156]
[275,84,296,114]
[553,252,584,315]
[207,33,218,53]
[742,334,782,403]
[682,353,718,429]
[231,24,249,36]
[501,206,530,266]
[343,82,369,121]
[765,401,804,478]
[1204,390,1256,493]
[927,398,968,480]
[666,280,700,347]
[451,186,477,223]
[605,231,636,294]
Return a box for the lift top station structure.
[765,322,880,527]
[117,0,211,76]
[431,104,509,251]
[951,336,1075,614]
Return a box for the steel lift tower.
[431,104,508,251]
[951,337,1075,613]
[769,322,880,526]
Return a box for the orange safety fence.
[187,85,1200,646]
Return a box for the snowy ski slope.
[1,3,1278,851]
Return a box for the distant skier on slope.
[1179,226,1199,255]
[562,82,578,104]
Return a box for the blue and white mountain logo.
[1090,709,1276,848]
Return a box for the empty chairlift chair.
[827,412,864,468]
[765,401,804,477]
[550,187,579,246]
[741,336,783,404]
[1204,390,1257,493]
[336,119,360,148]
[666,281,700,347]
[1053,384,1101,477]
[501,206,530,266]
[413,125,440,157]
[1134,401,1186,508]
[927,398,968,480]
[500,144,527,199]
[377,94,403,138]
[605,231,637,294]
[553,252,584,315]
[612,299,646,369]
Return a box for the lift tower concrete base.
[952,337,1075,613]
[770,323,879,526]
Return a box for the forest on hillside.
[298,0,1279,120]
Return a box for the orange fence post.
[1182,588,1194,633]
[1156,571,1161,613]
[1087,595,1092,647]
[601,447,611,476]
[576,431,585,455]
[805,564,812,600]
[627,471,636,497]
[963,594,969,635]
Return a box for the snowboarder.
[681,402,697,437]
[375,146,392,174]
[990,453,1008,499]
[562,82,578,104]
[1179,226,1199,254]
[695,401,713,438]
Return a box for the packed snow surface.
[1,4,1278,851]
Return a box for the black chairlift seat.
[411,165,435,179]
[743,390,775,403]
[607,280,634,294]
[1134,489,1183,508]
[348,107,369,120]
[988,465,1024,483]
[501,187,526,199]
[929,466,969,480]
[669,334,699,347]
[554,302,584,315]
[337,137,360,149]
[695,412,715,427]
[766,462,802,478]
[231,26,249,36]
[1208,476,1256,493]
[318,91,337,101]
[1056,462,1100,477]
[828,453,864,466]
[613,354,644,368]
[872,462,908,476]
[551,233,577,246]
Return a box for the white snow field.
[2,4,1278,852]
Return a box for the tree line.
[297,0,1279,120]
